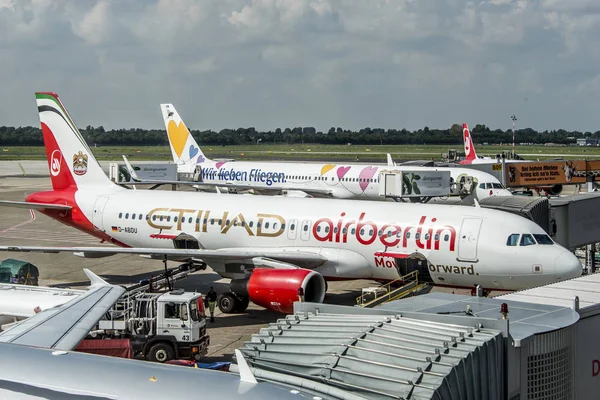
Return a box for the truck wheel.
[218,292,237,313]
[148,343,175,363]
[234,296,250,312]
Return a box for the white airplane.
[459,123,566,195]
[0,93,581,316]
[0,269,307,399]
[161,104,512,202]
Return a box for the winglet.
[122,155,141,182]
[386,153,396,166]
[83,268,108,287]
[235,349,257,384]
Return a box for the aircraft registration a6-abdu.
[161,104,512,202]
[0,93,582,315]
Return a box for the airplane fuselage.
[43,187,581,291]
[180,160,511,201]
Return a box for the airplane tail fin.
[35,92,116,191]
[160,104,209,166]
[462,123,478,162]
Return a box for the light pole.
[511,115,517,159]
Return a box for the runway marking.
[0,209,35,234]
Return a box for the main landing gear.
[217,292,250,313]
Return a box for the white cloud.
[0,0,599,132]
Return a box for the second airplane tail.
[462,123,478,163]
[160,104,208,167]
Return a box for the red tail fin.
[462,123,478,162]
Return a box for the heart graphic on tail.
[189,145,199,159]
[337,166,351,179]
[167,120,189,159]
[359,166,378,191]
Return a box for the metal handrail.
[356,270,422,307]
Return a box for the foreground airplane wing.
[0,269,125,350]
[0,200,72,211]
[0,246,328,269]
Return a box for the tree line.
[0,124,598,147]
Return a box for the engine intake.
[231,268,326,314]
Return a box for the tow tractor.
[82,263,210,363]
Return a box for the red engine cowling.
[246,268,326,314]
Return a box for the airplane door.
[287,219,298,240]
[457,218,482,262]
[92,196,109,231]
[300,220,311,241]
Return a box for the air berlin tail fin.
[161,104,209,166]
[35,92,116,191]
[462,123,478,163]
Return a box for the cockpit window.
[533,234,553,245]
[506,234,520,246]
[479,183,485,189]
[520,234,536,246]
[492,183,503,189]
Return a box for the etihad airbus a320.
[0,93,581,314]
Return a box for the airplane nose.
[555,251,583,280]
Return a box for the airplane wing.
[0,269,125,351]
[0,246,328,269]
[0,200,72,211]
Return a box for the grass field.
[2,143,600,162]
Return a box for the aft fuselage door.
[92,196,109,232]
[457,218,483,262]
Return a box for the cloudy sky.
[1,0,600,132]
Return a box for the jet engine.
[545,184,563,196]
[224,268,327,314]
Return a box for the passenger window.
[506,234,520,246]
[125,213,129,219]
[265,222,269,228]
[290,223,295,230]
[424,233,430,240]
[415,232,420,240]
[249,221,253,228]
[281,224,285,229]
[520,234,536,246]
[434,233,440,241]
[444,235,449,241]
[533,234,553,245]
[325,226,330,233]
[132,213,136,219]
[303,225,308,231]
[351,228,356,235]
[166,216,171,222]
[317,226,321,232]
[173,216,178,222]
[119,213,122,219]
[139,214,142,220]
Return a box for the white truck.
[91,288,210,363]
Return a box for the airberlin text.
[145,208,457,253]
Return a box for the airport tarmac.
[0,173,496,363]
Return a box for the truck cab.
[157,290,205,346]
